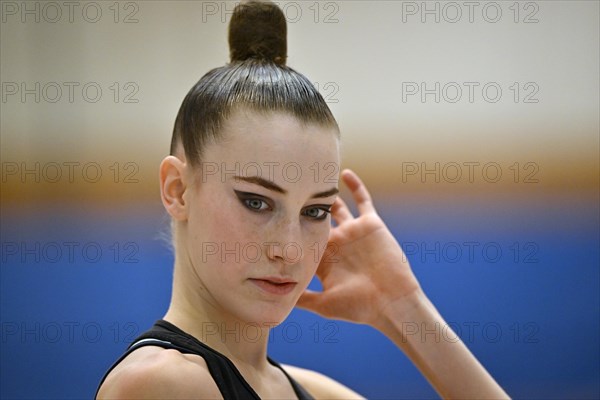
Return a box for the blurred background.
[1,1,598,398]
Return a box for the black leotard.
[95,319,314,399]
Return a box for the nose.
[264,218,304,265]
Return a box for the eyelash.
[234,191,332,221]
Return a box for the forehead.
[204,110,340,184]
[220,110,338,156]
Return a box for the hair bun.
[228,1,287,65]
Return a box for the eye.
[302,206,332,221]
[234,190,272,213]
[244,198,270,211]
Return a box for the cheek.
[191,194,263,266]
[302,224,331,270]
[210,203,262,245]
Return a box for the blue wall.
[1,193,598,399]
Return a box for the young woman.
[96,1,510,398]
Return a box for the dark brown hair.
[169,1,339,166]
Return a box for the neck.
[163,255,273,370]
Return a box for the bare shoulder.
[282,364,364,400]
[97,346,222,399]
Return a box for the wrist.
[373,288,434,340]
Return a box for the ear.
[159,156,190,221]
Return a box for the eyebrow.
[233,175,339,198]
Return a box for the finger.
[313,251,334,280]
[330,196,353,225]
[341,169,375,216]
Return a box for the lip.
[249,277,298,295]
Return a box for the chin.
[235,300,296,328]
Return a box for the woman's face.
[182,109,340,326]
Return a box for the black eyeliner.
[233,190,273,212]
[233,189,270,200]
